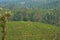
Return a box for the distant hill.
[0,0,60,9]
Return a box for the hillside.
[0,21,60,40]
[0,0,60,9]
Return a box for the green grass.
[0,21,60,40]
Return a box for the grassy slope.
[0,21,60,40]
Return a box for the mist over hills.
[0,0,60,9]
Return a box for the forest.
[0,7,59,26]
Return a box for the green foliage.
[13,8,59,25]
[0,7,60,26]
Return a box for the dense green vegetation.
[0,7,60,26]
[10,8,60,26]
[0,0,60,26]
[0,21,60,40]
[0,0,60,40]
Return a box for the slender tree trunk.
[2,24,5,40]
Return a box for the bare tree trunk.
[2,23,5,40]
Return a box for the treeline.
[9,8,60,26]
[0,7,60,26]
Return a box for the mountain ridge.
[0,0,60,9]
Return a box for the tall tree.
[0,8,11,40]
